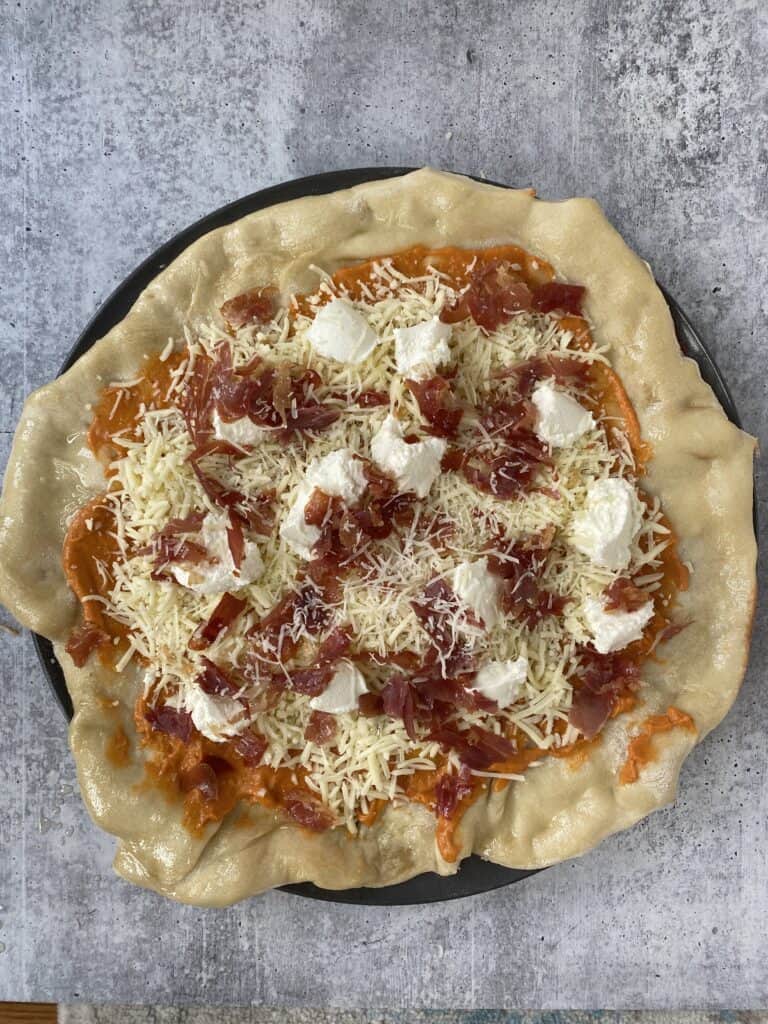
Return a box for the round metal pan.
[31,167,744,905]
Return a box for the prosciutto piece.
[411,577,462,654]
[140,511,208,576]
[188,593,247,650]
[443,259,586,332]
[603,577,651,613]
[358,691,384,717]
[289,664,334,696]
[179,342,340,452]
[303,487,333,527]
[239,655,287,711]
[417,671,495,715]
[251,584,331,661]
[288,626,352,697]
[65,622,109,667]
[568,687,615,741]
[464,260,534,330]
[179,358,216,447]
[423,513,455,553]
[189,456,249,513]
[505,354,590,399]
[317,625,353,662]
[530,281,585,316]
[435,764,473,817]
[568,651,640,739]
[280,404,340,437]
[220,287,277,331]
[239,489,277,536]
[145,704,193,743]
[381,676,417,740]
[486,529,566,629]
[356,389,390,408]
[406,376,463,438]
[296,469,416,611]
[225,511,246,570]
[304,710,337,745]
[461,398,551,501]
[149,535,209,581]
[179,761,220,801]
[283,790,336,831]
[307,466,416,580]
[461,355,588,504]
[377,657,491,739]
[430,723,516,771]
[232,730,268,767]
[155,512,207,537]
[197,656,241,696]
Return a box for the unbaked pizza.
[0,170,756,904]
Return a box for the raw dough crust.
[0,169,756,905]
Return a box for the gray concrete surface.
[1,0,766,1010]
[56,1013,768,1024]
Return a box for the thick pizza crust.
[0,169,756,905]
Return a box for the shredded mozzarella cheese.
[90,260,672,831]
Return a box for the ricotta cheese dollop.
[309,661,369,714]
[306,298,380,364]
[532,380,594,447]
[212,409,270,448]
[370,414,446,498]
[472,656,528,708]
[280,449,368,559]
[172,512,264,594]
[184,686,245,742]
[571,477,643,570]
[451,557,502,630]
[583,595,654,654]
[393,318,452,380]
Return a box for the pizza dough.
[0,169,756,905]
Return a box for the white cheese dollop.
[531,380,594,447]
[212,409,269,448]
[451,557,502,630]
[309,660,369,714]
[472,657,528,708]
[583,595,654,654]
[370,414,446,498]
[279,449,368,559]
[306,298,380,364]
[185,686,244,742]
[172,512,264,594]
[305,448,368,503]
[571,477,643,570]
[393,318,452,380]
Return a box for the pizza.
[0,170,756,905]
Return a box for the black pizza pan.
[31,167,744,906]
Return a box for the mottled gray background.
[1,0,766,1010]
[53,1013,768,1024]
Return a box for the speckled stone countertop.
[1,0,765,1009]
